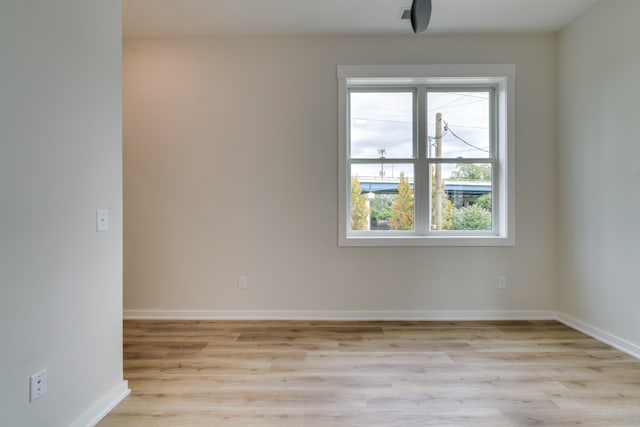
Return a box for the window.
[338,65,515,246]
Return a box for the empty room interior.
[2,0,640,426]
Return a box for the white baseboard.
[556,312,640,360]
[124,309,556,321]
[69,380,130,427]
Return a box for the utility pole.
[378,148,386,178]
[434,113,443,230]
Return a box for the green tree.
[452,205,492,230]
[389,172,414,230]
[475,193,492,211]
[450,164,491,181]
[351,176,370,230]
[370,194,393,227]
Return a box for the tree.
[450,164,491,181]
[452,205,492,230]
[369,194,393,227]
[389,172,414,230]
[475,193,492,211]
[351,176,370,230]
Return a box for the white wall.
[557,0,640,350]
[123,34,558,317]
[0,1,126,426]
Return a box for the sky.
[350,90,490,180]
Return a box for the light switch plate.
[96,209,109,232]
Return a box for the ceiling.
[122,0,600,39]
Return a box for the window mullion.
[414,86,428,235]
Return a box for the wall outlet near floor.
[30,369,47,403]
[238,275,248,289]
[498,275,507,289]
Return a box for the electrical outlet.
[238,275,248,289]
[498,276,507,289]
[30,369,47,403]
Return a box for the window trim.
[338,64,516,247]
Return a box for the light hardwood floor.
[99,320,640,426]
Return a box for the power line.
[351,116,489,154]
[427,129,449,143]
[429,97,486,112]
[429,92,489,110]
[351,117,411,125]
[429,95,466,111]
[444,123,488,130]
[443,121,489,153]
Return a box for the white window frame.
[338,64,515,247]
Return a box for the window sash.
[347,85,498,237]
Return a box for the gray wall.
[0,1,125,425]
[123,34,557,316]
[557,0,640,349]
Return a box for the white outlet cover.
[30,369,47,402]
[238,276,248,289]
[498,276,507,289]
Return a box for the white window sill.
[339,234,515,247]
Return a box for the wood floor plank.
[99,320,640,426]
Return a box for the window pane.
[427,91,490,159]
[351,163,414,231]
[350,92,413,159]
[430,163,492,231]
